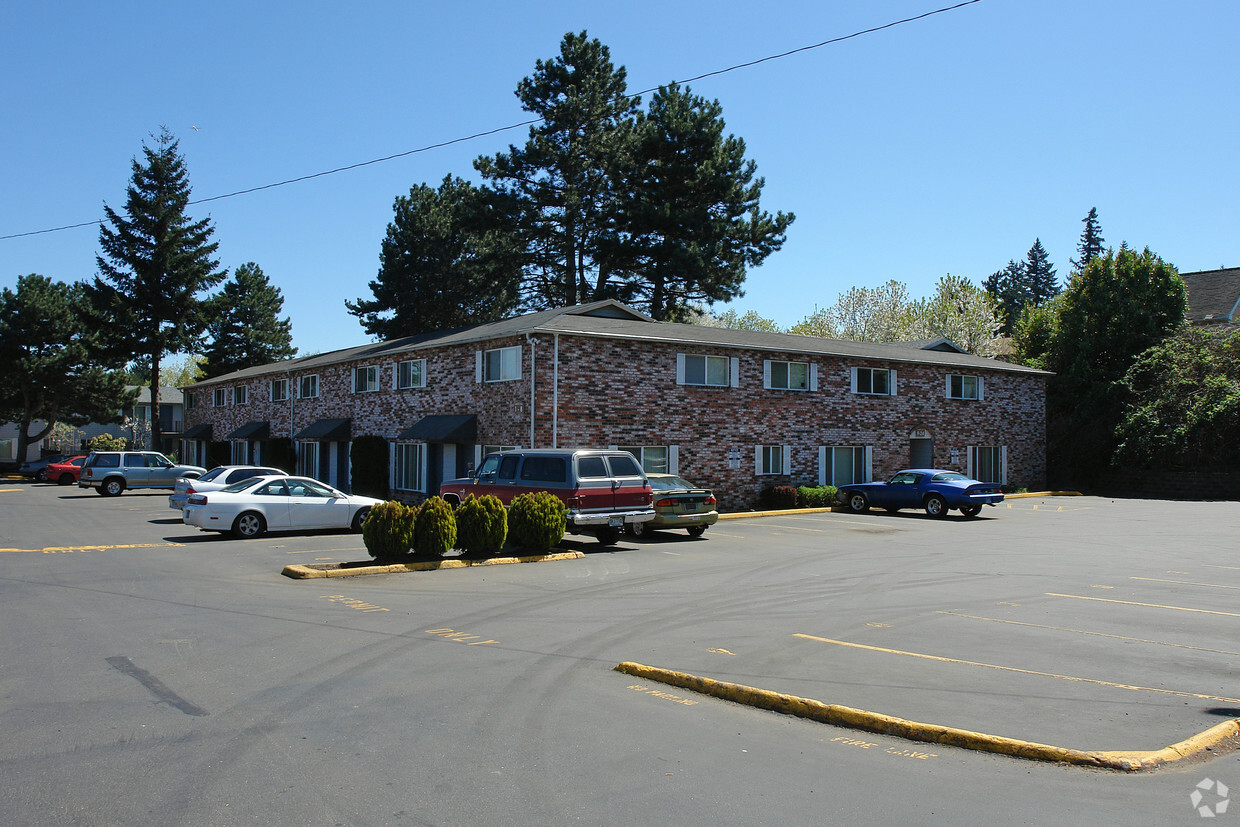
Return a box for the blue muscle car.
[837,469,1003,518]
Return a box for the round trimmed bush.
[414,496,457,558]
[455,494,508,557]
[507,491,567,551]
[362,500,416,561]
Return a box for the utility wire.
[1,0,984,242]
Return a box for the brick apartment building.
[180,301,1048,511]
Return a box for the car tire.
[626,520,649,538]
[102,478,125,497]
[232,512,266,539]
[960,504,982,517]
[595,527,621,546]
[846,492,869,513]
[351,507,371,532]
[924,494,949,518]
[57,473,75,486]
[687,526,706,537]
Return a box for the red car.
[44,456,87,486]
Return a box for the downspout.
[553,333,559,449]
[287,369,295,471]
[526,335,537,448]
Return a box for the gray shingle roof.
[1180,267,1240,324]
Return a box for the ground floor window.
[618,445,669,474]
[968,446,1006,484]
[231,441,247,465]
[756,445,788,475]
[0,439,14,462]
[297,441,319,479]
[822,445,869,486]
[394,442,425,492]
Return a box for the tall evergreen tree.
[1071,207,1105,272]
[201,263,297,378]
[346,177,523,338]
[1024,238,1058,304]
[0,275,133,463]
[983,259,1028,335]
[90,127,225,448]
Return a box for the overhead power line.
[1,0,984,242]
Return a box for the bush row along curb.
[282,551,585,579]
[613,661,1240,772]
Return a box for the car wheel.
[57,473,74,486]
[961,504,982,517]
[102,478,125,497]
[626,520,649,538]
[351,507,371,532]
[232,511,266,539]
[687,526,706,537]
[595,527,621,546]
[924,494,949,518]
[846,491,869,513]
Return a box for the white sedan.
[168,465,288,511]
[181,475,383,539]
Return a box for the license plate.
[684,503,698,512]
[609,516,624,528]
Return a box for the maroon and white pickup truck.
[439,448,655,544]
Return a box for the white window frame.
[352,365,380,394]
[676,354,737,388]
[478,346,521,383]
[946,374,983,401]
[234,386,248,406]
[270,378,289,403]
[297,441,320,478]
[850,367,897,396]
[966,445,1007,485]
[230,441,248,465]
[396,358,427,390]
[213,388,229,407]
[297,374,319,399]
[817,445,873,486]
[393,442,427,492]
[755,444,791,476]
[764,360,814,391]
[615,445,677,475]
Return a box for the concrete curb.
[282,550,585,579]
[613,662,1240,772]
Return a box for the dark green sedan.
[626,474,719,538]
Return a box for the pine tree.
[91,127,225,448]
[202,263,297,378]
[1071,207,1105,272]
[1024,238,1059,304]
[983,259,1028,335]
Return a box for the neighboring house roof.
[1180,267,1240,325]
[128,385,185,406]
[187,299,1049,388]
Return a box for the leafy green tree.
[346,177,523,338]
[907,274,1003,356]
[1070,207,1105,273]
[618,83,793,320]
[0,275,133,463]
[201,263,297,378]
[90,127,225,448]
[695,307,783,332]
[1113,327,1240,470]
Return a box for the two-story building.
[180,301,1049,511]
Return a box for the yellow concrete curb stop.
[613,661,1239,772]
[283,550,585,579]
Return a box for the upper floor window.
[397,359,426,390]
[481,346,520,383]
[678,354,733,387]
[234,386,248,405]
[353,365,380,393]
[213,388,228,407]
[271,378,289,403]
[851,367,895,396]
[184,391,196,410]
[765,360,811,391]
[298,375,319,399]
[947,374,983,400]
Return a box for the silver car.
[168,465,287,510]
[79,451,207,496]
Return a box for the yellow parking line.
[1046,593,1240,618]
[937,611,1240,658]
[1132,576,1240,591]
[793,633,1240,704]
[0,542,186,554]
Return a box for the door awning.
[397,414,477,443]
[294,418,351,441]
[182,424,212,440]
[226,421,270,440]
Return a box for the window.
[765,360,810,391]
[298,375,319,399]
[396,359,426,390]
[234,386,248,405]
[968,446,1006,484]
[756,445,788,475]
[483,346,521,382]
[947,374,982,400]
[482,445,516,456]
[578,456,608,478]
[619,445,670,474]
[852,367,894,396]
[297,441,319,478]
[271,378,289,402]
[519,456,567,484]
[184,392,196,410]
[679,354,730,387]
[394,443,424,492]
[606,453,643,478]
[353,365,379,393]
[0,439,13,462]
[231,441,247,465]
[213,388,228,407]
[821,446,870,486]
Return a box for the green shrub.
[759,485,799,510]
[414,496,457,558]
[796,485,838,508]
[361,500,416,561]
[87,433,127,452]
[350,435,389,498]
[455,494,508,557]
[507,491,567,551]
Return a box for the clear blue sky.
[3,1,1236,357]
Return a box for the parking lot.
[1,481,1238,824]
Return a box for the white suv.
[79,451,207,496]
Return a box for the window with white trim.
[396,359,426,390]
[947,374,982,400]
[297,441,319,478]
[230,441,247,465]
[756,445,789,475]
[851,367,894,396]
[483,346,521,382]
[297,375,319,399]
[821,445,870,487]
[679,354,731,387]
[618,445,670,475]
[765,360,810,391]
[968,446,1006,484]
[270,378,289,402]
[353,365,380,393]
[394,443,425,492]
[213,388,228,407]
[234,386,248,405]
